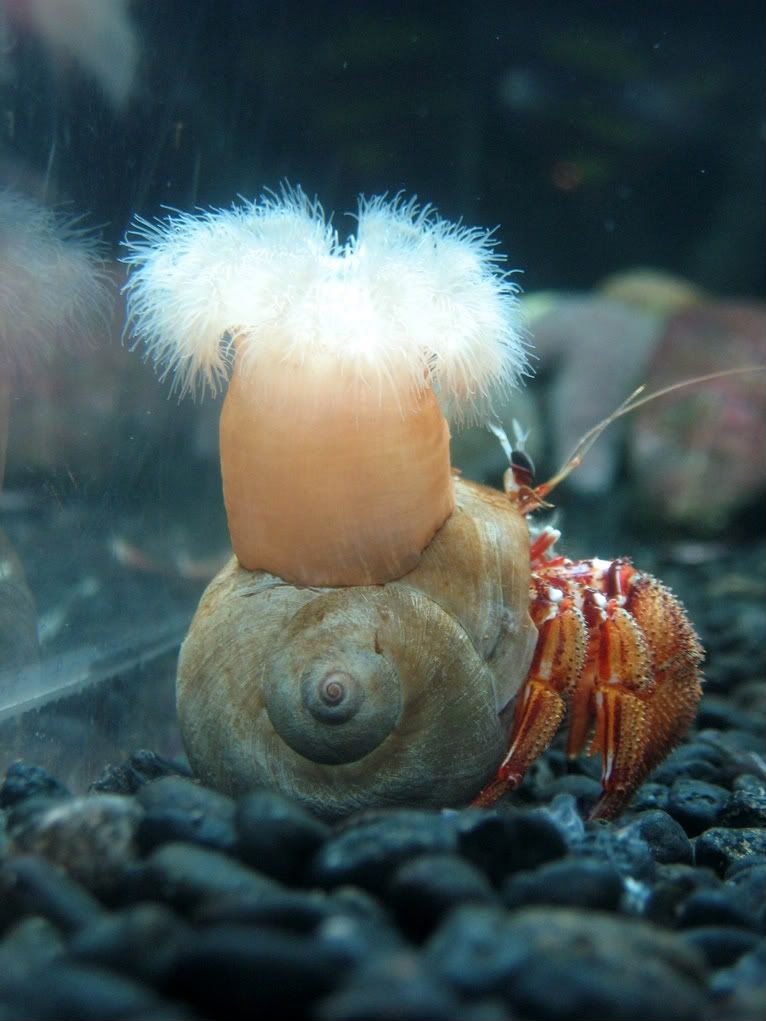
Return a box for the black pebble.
[503,857,624,912]
[719,784,766,828]
[619,810,693,865]
[316,949,464,1021]
[710,945,766,1020]
[0,960,189,1020]
[725,862,766,928]
[573,823,656,882]
[650,743,730,787]
[695,828,766,876]
[538,774,603,817]
[631,783,670,813]
[0,915,64,974]
[643,863,721,928]
[6,793,143,896]
[679,926,763,969]
[667,779,730,836]
[387,852,497,940]
[695,696,764,733]
[159,924,338,1019]
[457,809,567,885]
[308,810,459,894]
[193,887,332,932]
[236,788,330,883]
[126,841,282,914]
[677,889,763,932]
[0,762,70,808]
[89,750,192,796]
[68,903,191,987]
[0,854,104,934]
[425,904,707,1020]
[136,776,237,854]
[313,905,405,971]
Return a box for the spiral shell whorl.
[262,592,403,765]
[176,478,537,819]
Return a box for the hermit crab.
[123,188,703,821]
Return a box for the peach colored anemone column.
[219,353,454,587]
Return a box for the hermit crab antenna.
[528,366,766,509]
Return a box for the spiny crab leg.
[473,558,703,820]
[472,575,585,809]
[586,566,703,819]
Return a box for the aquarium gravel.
[0,536,764,1021]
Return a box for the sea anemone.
[123,187,528,586]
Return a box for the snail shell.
[177,478,537,819]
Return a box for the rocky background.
[0,487,764,1020]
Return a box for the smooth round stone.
[537,793,586,846]
[128,842,282,914]
[618,810,693,865]
[0,915,64,974]
[0,855,104,934]
[695,696,763,734]
[677,889,763,932]
[503,857,623,913]
[236,789,330,883]
[710,946,766,1020]
[6,795,143,894]
[159,924,338,1017]
[694,828,766,876]
[89,750,192,796]
[630,783,670,813]
[425,905,707,1020]
[724,862,766,927]
[679,926,763,969]
[136,776,237,854]
[314,908,405,971]
[457,810,567,885]
[193,887,333,932]
[643,863,721,928]
[0,763,70,808]
[667,779,730,836]
[719,785,766,828]
[68,903,191,986]
[316,949,464,1021]
[573,824,656,882]
[650,743,731,787]
[387,853,497,940]
[538,775,603,817]
[733,774,766,797]
[308,810,459,894]
[0,960,188,1020]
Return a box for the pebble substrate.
[0,540,764,1021]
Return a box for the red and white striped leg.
[473,557,703,820]
[473,572,586,808]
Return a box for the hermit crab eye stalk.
[122,186,529,586]
[509,448,536,489]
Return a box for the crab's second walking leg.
[474,555,704,819]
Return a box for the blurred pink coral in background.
[630,301,766,531]
[524,274,766,532]
[525,292,665,494]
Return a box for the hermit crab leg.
[585,568,704,819]
[473,557,704,820]
[473,577,586,808]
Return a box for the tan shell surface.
[177,477,536,818]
